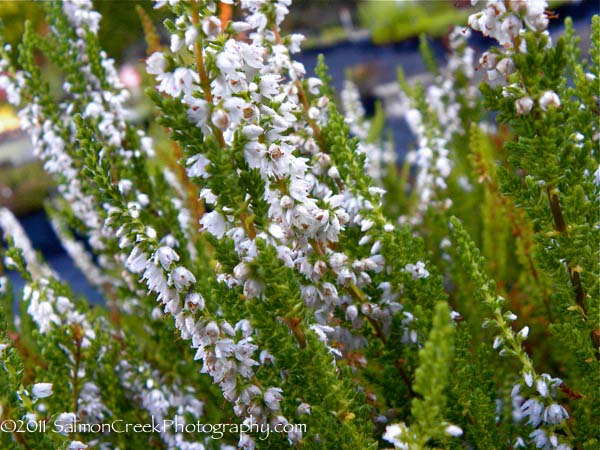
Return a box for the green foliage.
[410,301,455,445]
[358,1,469,45]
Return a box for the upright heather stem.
[190,1,227,149]
[270,23,392,344]
[546,187,587,316]
[71,324,84,440]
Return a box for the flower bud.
[346,305,358,321]
[202,16,221,38]
[515,96,534,115]
[539,91,561,111]
[211,109,230,130]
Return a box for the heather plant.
[0,1,597,449]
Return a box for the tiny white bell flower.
[171,266,196,291]
[444,424,463,437]
[539,91,561,111]
[515,96,534,115]
[32,383,53,399]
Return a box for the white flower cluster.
[117,360,206,450]
[469,0,549,50]
[340,80,369,141]
[145,1,429,442]
[511,372,571,449]
[149,0,410,374]
[0,213,105,450]
[125,225,285,449]
[468,1,561,117]
[488,304,571,449]
[402,105,454,224]
[379,27,476,225]
[340,79,396,183]
[0,0,161,296]
[0,210,209,450]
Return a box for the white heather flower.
[200,188,217,205]
[493,336,503,349]
[259,74,280,98]
[518,326,530,340]
[480,51,498,70]
[444,424,463,437]
[516,96,534,114]
[264,387,283,411]
[184,95,209,128]
[544,403,569,424]
[405,261,430,279]
[211,109,230,130]
[126,246,148,274]
[328,253,348,272]
[308,106,319,120]
[146,52,166,76]
[260,350,275,365]
[185,26,199,47]
[307,78,322,95]
[242,124,264,139]
[200,211,226,238]
[521,398,544,427]
[32,383,53,399]
[593,166,600,186]
[202,16,221,38]
[525,1,549,31]
[530,429,548,448]
[297,402,311,416]
[155,246,180,270]
[524,371,534,387]
[170,266,196,291]
[539,91,561,111]
[172,68,199,97]
[536,378,548,397]
[205,321,220,341]
[170,33,183,53]
[233,262,251,282]
[145,226,157,240]
[67,442,88,450]
[28,300,60,334]
[383,423,409,449]
[289,34,304,53]
[496,57,515,76]
[187,154,211,178]
[501,14,521,39]
[346,305,358,321]
[231,21,252,33]
[361,219,374,232]
[310,324,333,343]
[185,292,205,310]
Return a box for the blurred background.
[0,0,597,302]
